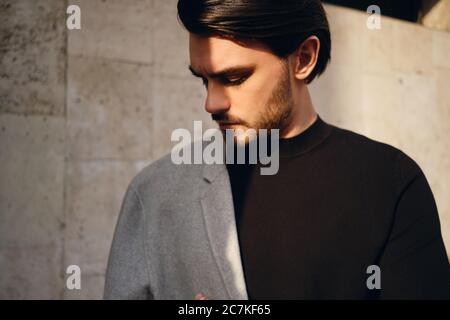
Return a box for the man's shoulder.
[330,124,398,156]
[329,123,423,185]
[127,142,205,194]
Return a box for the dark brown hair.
[177,0,331,83]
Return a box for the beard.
[219,62,294,145]
[254,62,294,134]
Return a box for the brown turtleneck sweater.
[225,115,450,299]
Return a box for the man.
[104,0,450,299]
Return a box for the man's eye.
[200,76,248,88]
[223,76,247,86]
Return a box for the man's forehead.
[189,34,271,73]
[189,35,249,64]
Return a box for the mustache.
[212,113,244,125]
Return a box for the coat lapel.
[200,161,249,300]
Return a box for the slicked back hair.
[177,0,331,83]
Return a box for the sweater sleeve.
[378,151,450,299]
[104,184,153,300]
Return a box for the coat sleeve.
[378,152,450,299]
[104,183,153,299]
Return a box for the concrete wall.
[421,0,450,32]
[0,1,449,299]
[0,0,67,299]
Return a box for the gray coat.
[104,148,248,300]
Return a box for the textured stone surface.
[0,244,63,299]
[0,114,65,299]
[68,0,153,63]
[433,29,450,68]
[435,67,450,121]
[63,160,148,299]
[152,1,191,77]
[63,273,105,300]
[0,114,65,248]
[309,63,364,133]
[361,70,447,206]
[421,0,450,32]
[0,0,66,116]
[360,16,396,74]
[67,55,153,160]
[326,5,365,68]
[392,21,434,75]
[151,75,215,160]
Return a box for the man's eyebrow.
[188,65,256,79]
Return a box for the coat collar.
[200,161,249,300]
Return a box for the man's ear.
[290,35,320,81]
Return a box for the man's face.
[189,35,294,137]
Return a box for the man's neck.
[280,86,317,139]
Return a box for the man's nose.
[204,84,230,114]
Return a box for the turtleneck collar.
[223,114,334,166]
[278,114,333,158]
